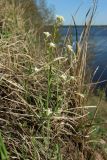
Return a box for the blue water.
[60,26,107,89]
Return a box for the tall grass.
[0,0,106,159]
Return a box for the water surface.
[60,26,107,88]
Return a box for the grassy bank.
[0,0,107,159]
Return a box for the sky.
[47,0,107,25]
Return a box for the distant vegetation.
[0,0,107,160]
[0,0,54,32]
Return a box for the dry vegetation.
[0,0,107,160]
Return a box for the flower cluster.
[49,42,56,48]
[56,15,64,25]
[43,32,51,38]
[66,45,74,52]
[42,15,75,59]
[61,74,67,81]
[35,67,40,72]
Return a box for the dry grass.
[0,0,106,160]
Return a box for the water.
[60,26,107,89]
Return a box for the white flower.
[43,32,51,38]
[49,42,56,48]
[47,108,52,116]
[66,45,74,52]
[34,67,40,72]
[64,91,66,95]
[61,74,67,81]
[56,15,64,25]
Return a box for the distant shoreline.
[62,25,107,27]
[47,25,107,27]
